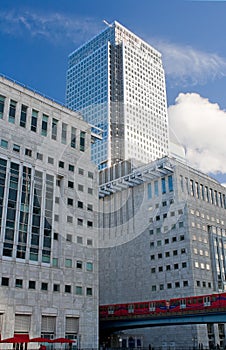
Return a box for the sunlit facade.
[66,21,169,169]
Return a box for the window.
[69,164,74,172]
[183,281,188,287]
[179,221,184,228]
[59,161,64,168]
[168,175,173,192]
[76,286,83,295]
[87,239,92,246]
[182,262,187,268]
[37,152,43,160]
[175,282,180,288]
[77,236,83,244]
[88,187,93,195]
[1,139,8,149]
[1,277,9,286]
[65,259,72,268]
[166,265,171,271]
[71,126,76,148]
[161,177,166,194]
[77,218,83,226]
[41,114,48,136]
[87,204,93,211]
[78,184,83,192]
[86,262,93,271]
[154,180,159,196]
[65,285,71,293]
[80,131,86,151]
[48,157,54,164]
[174,263,179,270]
[31,110,38,132]
[53,284,60,292]
[61,123,67,144]
[78,201,83,209]
[9,100,17,123]
[78,168,84,175]
[41,282,48,291]
[151,285,156,292]
[13,144,20,153]
[54,232,58,240]
[68,181,74,189]
[167,283,172,289]
[147,183,152,199]
[76,260,82,269]
[15,279,23,288]
[66,234,72,242]
[67,198,73,206]
[67,216,73,223]
[0,95,5,119]
[151,267,156,273]
[86,287,92,296]
[20,104,27,127]
[25,148,32,157]
[87,221,93,228]
[52,118,58,140]
[29,280,36,289]
[52,258,58,267]
[88,171,93,179]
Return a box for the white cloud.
[151,39,226,87]
[0,10,101,44]
[168,92,226,174]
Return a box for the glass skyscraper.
[66,21,169,169]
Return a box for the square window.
[67,198,73,206]
[76,286,83,295]
[174,263,179,269]
[151,285,156,292]
[69,164,74,172]
[53,284,60,292]
[78,184,84,192]
[87,221,93,227]
[78,168,84,175]
[65,259,72,268]
[1,139,8,148]
[68,181,74,188]
[59,161,64,168]
[183,281,188,287]
[77,236,83,244]
[13,144,20,153]
[87,239,92,246]
[29,280,36,289]
[1,277,9,286]
[25,148,32,157]
[66,234,72,242]
[88,171,94,179]
[166,265,171,271]
[37,152,43,160]
[87,204,93,211]
[88,188,93,195]
[41,282,48,291]
[167,283,172,289]
[48,157,54,164]
[77,218,83,226]
[67,216,73,223]
[175,282,180,288]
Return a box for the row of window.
[151,280,189,292]
[1,277,93,296]
[180,175,226,209]
[150,261,187,273]
[54,215,94,228]
[150,234,185,248]
[0,95,86,151]
[53,232,93,246]
[150,248,186,260]
[147,175,173,199]
[149,221,184,234]
[52,258,93,271]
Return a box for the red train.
[99,292,226,319]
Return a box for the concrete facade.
[0,76,99,349]
[99,157,226,349]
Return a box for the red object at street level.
[52,338,74,343]
[29,338,52,343]
[0,334,30,343]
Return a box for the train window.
[108,306,115,314]
[204,296,211,307]
[180,299,186,309]
[128,304,134,313]
[149,302,156,311]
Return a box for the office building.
[98,156,226,349]
[0,75,98,349]
[66,21,169,169]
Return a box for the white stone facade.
[99,157,226,349]
[0,76,99,349]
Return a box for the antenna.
[103,20,112,27]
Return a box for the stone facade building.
[0,76,98,349]
[99,156,226,349]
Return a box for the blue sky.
[1,0,226,181]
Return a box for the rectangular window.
[1,277,9,286]
[52,258,58,267]
[168,175,173,192]
[29,280,36,289]
[161,177,166,194]
[37,152,43,161]
[15,279,23,288]
[52,118,58,140]
[41,282,48,291]
[76,286,82,295]
[31,110,38,132]
[41,114,48,136]
[20,104,27,127]
[9,100,17,123]
[13,144,20,153]
[88,171,93,179]
[86,287,92,296]
[71,126,76,148]
[25,148,32,157]
[59,161,64,168]
[61,123,67,144]
[80,131,85,151]
[86,262,93,271]
[53,284,60,292]
[65,259,72,268]
[0,139,8,149]
[69,164,74,172]
[147,183,152,199]
[0,95,5,119]
[154,181,159,196]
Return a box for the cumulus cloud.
[168,93,226,174]
[0,10,101,44]
[151,39,226,87]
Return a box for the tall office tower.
[66,21,169,170]
[98,157,226,349]
[0,76,98,349]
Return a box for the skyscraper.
[66,21,169,169]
